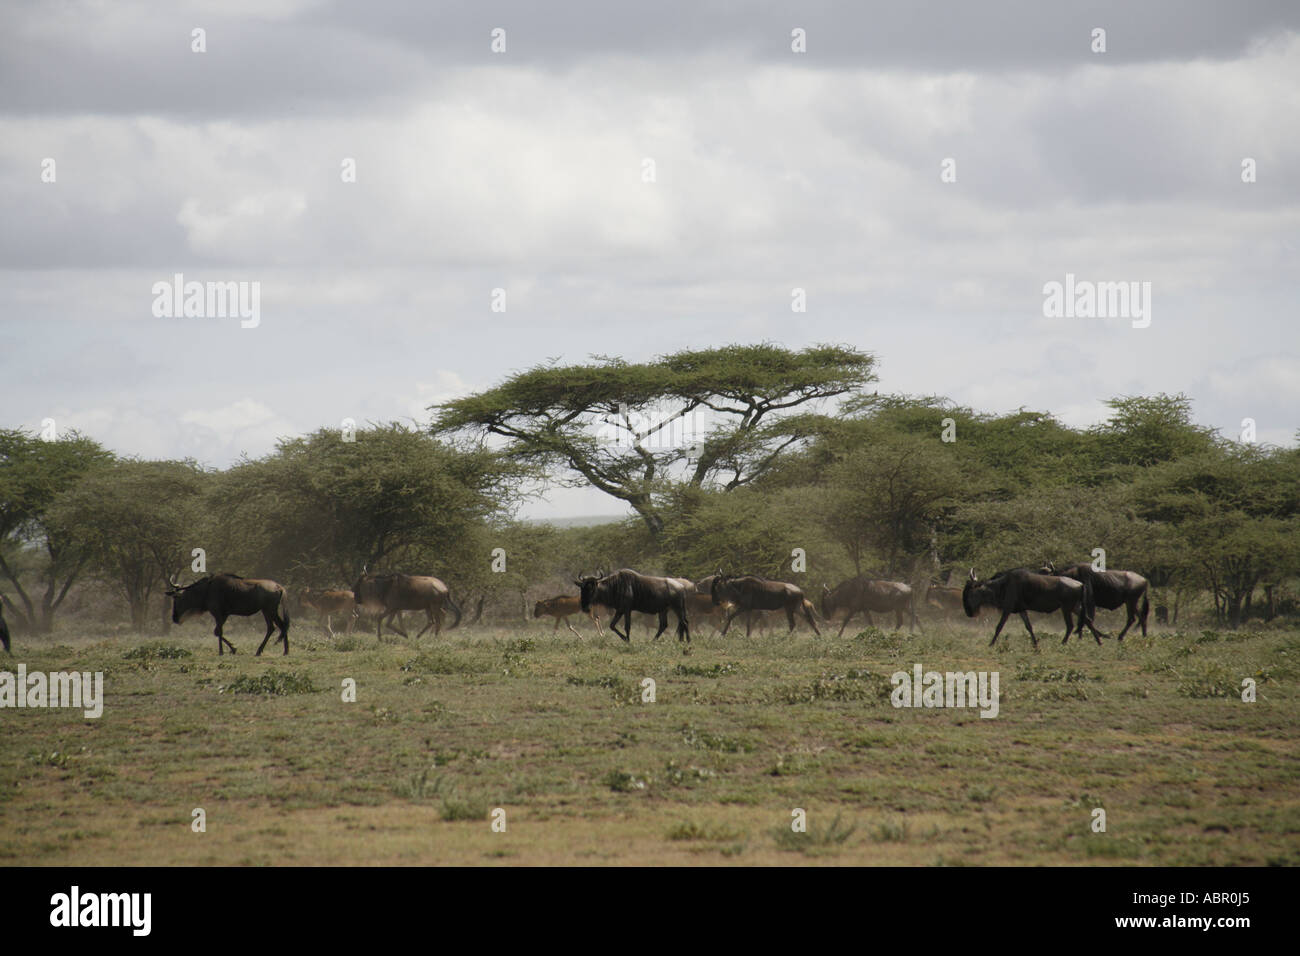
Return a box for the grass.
[0,616,1296,865]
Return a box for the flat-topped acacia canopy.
[430,344,877,535]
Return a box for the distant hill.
[522,514,628,528]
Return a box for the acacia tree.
[1132,446,1300,626]
[205,424,525,585]
[46,460,207,632]
[431,344,877,536]
[0,429,113,632]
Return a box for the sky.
[2,0,1297,520]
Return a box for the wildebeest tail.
[1083,579,1097,629]
[1140,592,1150,626]
[447,593,463,630]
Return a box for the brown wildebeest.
[576,569,690,644]
[926,583,974,620]
[821,577,918,636]
[710,572,821,637]
[1042,562,1151,640]
[962,567,1104,649]
[298,587,358,635]
[165,572,291,655]
[534,594,606,637]
[352,572,462,640]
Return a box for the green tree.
[0,429,113,632]
[1091,393,1221,469]
[431,344,876,536]
[46,460,207,632]
[205,425,523,585]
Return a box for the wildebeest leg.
[894,608,904,630]
[214,614,236,655]
[1018,611,1039,649]
[745,610,755,638]
[256,609,277,655]
[651,610,669,641]
[989,611,1011,648]
[386,610,410,639]
[719,607,736,636]
[803,600,821,636]
[588,609,604,638]
[552,617,561,633]
[836,609,853,638]
[565,617,581,638]
[611,610,631,643]
[1115,600,1136,641]
[1061,609,1074,644]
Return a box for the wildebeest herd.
[150,559,1151,657]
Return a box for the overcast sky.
[2,0,1297,519]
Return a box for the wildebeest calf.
[534,594,606,637]
[298,587,358,636]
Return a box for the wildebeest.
[962,567,1103,648]
[352,572,462,640]
[298,587,358,636]
[925,582,979,620]
[710,572,821,637]
[165,572,291,655]
[821,577,918,636]
[576,569,690,644]
[1042,562,1151,640]
[534,594,605,638]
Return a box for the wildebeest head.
[351,571,391,611]
[710,572,730,606]
[574,575,602,613]
[165,572,213,624]
[820,583,834,618]
[961,568,986,618]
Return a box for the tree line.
[3,345,1296,634]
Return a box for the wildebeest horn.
[822,583,830,594]
[968,568,976,581]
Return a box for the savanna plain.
[2,613,1296,866]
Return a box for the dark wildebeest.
[166,572,291,655]
[821,577,918,636]
[352,572,462,640]
[534,594,605,638]
[962,567,1104,649]
[576,569,690,644]
[1042,562,1151,640]
[298,587,358,636]
[710,572,821,637]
